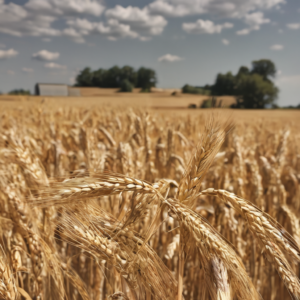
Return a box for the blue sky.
[0,0,299,106]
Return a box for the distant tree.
[211,72,236,96]
[251,59,276,81]
[234,73,279,108]
[101,66,122,88]
[136,67,157,92]
[236,66,250,78]
[8,89,31,95]
[75,65,157,91]
[120,66,137,87]
[92,68,106,87]
[206,59,279,108]
[75,67,93,86]
[182,84,211,95]
[119,79,133,92]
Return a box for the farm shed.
[35,83,81,96]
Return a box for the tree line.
[75,66,157,92]
[183,59,279,109]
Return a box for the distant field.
[0,91,299,127]
[0,87,236,109]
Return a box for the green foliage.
[75,67,94,87]
[136,67,157,92]
[119,79,133,92]
[182,84,211,95]
[75,65,155,92]
[200,97,218,108]
[234,73,278,108]
[209,59,279,109]
[211,72,236,96]
[8,89,31,95]
[251,59,276,81]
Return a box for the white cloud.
[236,28,251,35]
[244,12,270,28]
[183,19,233,34]
[32,50,60,61]
[65,13,163,41]
[270,44,284,50]
[45,62,66,69]
[7,70,15,75]
[105,6,167,36]
[147,0,285,19]
[24,0,105,17]
[0,48,18,60]
[22,68,34,73]
[236,12,270,35]
[63,27,86,43]
[158,54,184,62]
[149,0,281,35]
[222,39,230,45]
[286,23,300,30]
[0,0,104,39]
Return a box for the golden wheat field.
[1,95,300,300]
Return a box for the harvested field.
[0,95,300,300]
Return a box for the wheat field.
[0,97,300,300]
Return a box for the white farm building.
[35,83,81,96]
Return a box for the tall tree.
[75,67,93,86]
[235,73,279,108]
[251,59,276,81]
[120,66,137,87]
[136,67,157,92]
[211,72,236,96]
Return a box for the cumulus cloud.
[65,6,168,41]
[45,62,66,69]
[0,48,18,60]
[236,12,270,35]
[158,54,184,62]
[148,0,281,34]
[105,6,167,36]
[236,28,251,35]
[270,44,284,50]
[22,68,34,73]
[24,0,105,17]
[286,23,300,30]
[183,19,233,34]
[147,0,285,19]
[0,0,104,39]
[244,12,270,28]
[222,39,230,45]
[32,50,60,61]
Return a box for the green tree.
[235,73,279,108]
[251,59,276,81]
[182,84,210,95]
[119,79,133,92]
[211,72,236,96]
[236,66,250,78]
[92,68,106,87]
[75,67,93,86]
[101,66,121,88]
[8,89,31,95]
[120,66,137,87]
[136,67,157,92]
